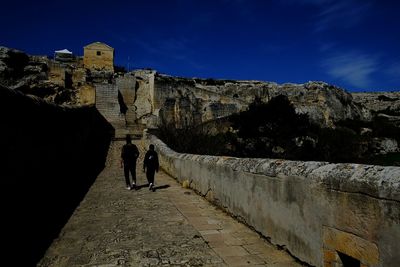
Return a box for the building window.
[97,51,101,56]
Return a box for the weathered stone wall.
[72,67,87,88]
[144,133,400,267]
[95,83,124,127]
[47,61,66,86]
[83,42,114,72]
[0,85,113,266]
[77,84,96,105]
[113,71,157,131]
[116,74,137,126]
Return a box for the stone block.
[323,226,379,266]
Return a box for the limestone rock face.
[154,75,370,128]
[115,70,157,129]
[352,92,400,128]
[0,46,81,105]
[352,92,400,114]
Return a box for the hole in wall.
[118,90,128,115]
[338,251,361,267]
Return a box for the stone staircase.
[95,82,145,140]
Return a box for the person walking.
[143,144,159,192]
[121,135,139,190]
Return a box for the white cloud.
[314,1,372,32]
[280,0,372,32]
[323,52,378,88]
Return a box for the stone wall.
[95,83,124,127]
[144,133,400,267]
[77,84,96,105]
[47,60,66,86]
[0,85,113,266]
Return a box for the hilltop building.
[83,42,114,72]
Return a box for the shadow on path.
[133,183,170,192]
[153,184,171,192]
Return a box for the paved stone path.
[38,141,302,266]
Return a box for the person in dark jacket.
[121,135,139,190]
[143,144,159,191]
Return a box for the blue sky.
[1,0,399,92]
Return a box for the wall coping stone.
[146,132,400,202]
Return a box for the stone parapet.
[144,133,400,267]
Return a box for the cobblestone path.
[38,141,302,266]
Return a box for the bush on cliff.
[155,119,235,156]
[156,95,399,166]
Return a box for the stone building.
[83,42,114,72]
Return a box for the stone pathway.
[38,141,302,266]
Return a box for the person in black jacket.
[120,135,139,190]
[143,144,159,191]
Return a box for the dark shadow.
[152,184,171,192]
[134,183,150,190]
[0,86,113,266]
[117,90,128,115]
[65,71,73,88]
[338,252,360,267]
[132,184,170,192]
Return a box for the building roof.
[55,49,72,54]
[84,42,114,50]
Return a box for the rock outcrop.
[154,74,370,128]
[352,92,400,128]
[352,92,400,114]
[0,46,84,105]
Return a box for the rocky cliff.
[0,46,91,105]
[352,92,400,113]
[352,92,400,128]
[3,46,400,134]
[154,74,371,128]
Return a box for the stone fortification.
[144,133,400,267]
